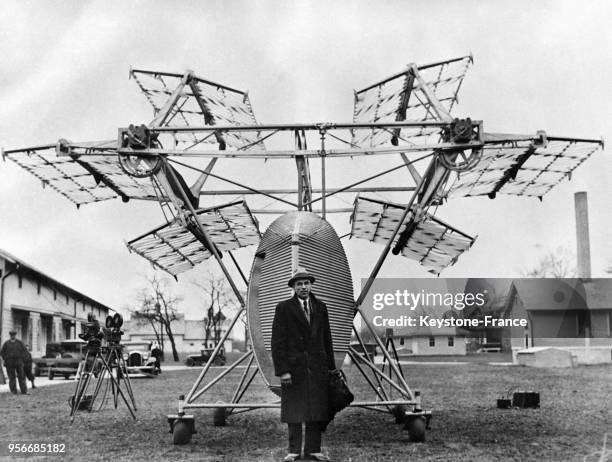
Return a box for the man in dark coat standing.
[0,330,28,394]
[272,267,335,462]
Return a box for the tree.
[192,271,235,348]
[521,246,576,278]
[131,275,182,361]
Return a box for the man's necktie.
[303,299,310,323]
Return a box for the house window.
[18,274,22,288]
[448,336,454,347]
[37,282,41,294]
[53,289,57,300]
[399,337,405,346]
[429,337,435,347]
[66,294,69,304]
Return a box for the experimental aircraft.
[3,55,603,443]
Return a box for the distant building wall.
[1,251,111,357]
[403,335,466,356]
[124,314,234,359]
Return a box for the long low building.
[123,312,234,356]
[0,249,111,356]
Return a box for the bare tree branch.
[521,246,576,278]
[130,275,182,361]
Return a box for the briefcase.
[328,369,354,417]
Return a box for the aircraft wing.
[3,143,159,206]
[350,196,476,274]
[126,200,260,276]
[447,135,604,199]
[130,69,265,151]
[352,55,473,148]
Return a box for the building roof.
[582,279,612,310]
[510,278,590,311]
[0,247,112,312]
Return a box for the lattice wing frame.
[130,70,265,151]
[447,138,603,199]
[4,148,158,206]
[350,197,475,274]
[126,201,260,276]
[352,56,472,148]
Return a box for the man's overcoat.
[271,293,335,423]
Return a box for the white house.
[393,325,467,356]
[123,312,234,357]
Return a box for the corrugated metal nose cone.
[247,211,354,394]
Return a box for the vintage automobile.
[33,339,87,380]
[122,341,159,377]
[184,347,226,367]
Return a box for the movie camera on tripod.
[79,313,124,350]
[70,312,137,421]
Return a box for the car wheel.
[185,358,195,367]
[48,370,54,380]
[34,367,41,377]
[172,421,192,445]
[64,374,71,380]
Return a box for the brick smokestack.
[574,191,591,279]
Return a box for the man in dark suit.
[0,330,28,394]
[271,267,335,462]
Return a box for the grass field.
[1,359,610,461]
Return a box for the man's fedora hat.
[9,330,17,335]
[288,267,316,287]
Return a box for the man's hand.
[280,372,292,386]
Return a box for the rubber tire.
[392,404,408,424]
[213,407,227,426]
[64,374,71,380]
[172,421,192,445]
[405,417,426,442]
[48,370,54,380]
[35,367,41,377]
[185,358,195,367]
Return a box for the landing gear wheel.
[213,407,227,426]
[391,404,408,424]
[172,421,192,445]
[405,416,426,442]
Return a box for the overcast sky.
[1,0,610,321]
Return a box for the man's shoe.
[308,453,331,461]
[31,383,36,389]
[282,453,300,462]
